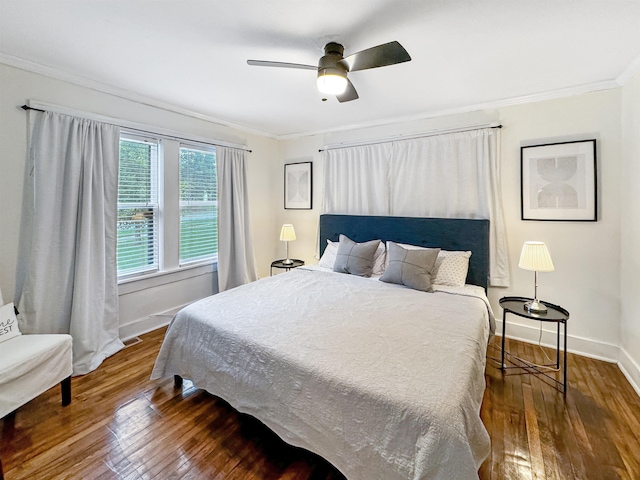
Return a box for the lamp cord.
[488,323,560,372]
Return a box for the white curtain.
[217,146,258,291]
[323,144,393,214]
[322,128,509,287]
[15,111,123,375]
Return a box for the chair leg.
[174,375,183,389]
[61,376,71,406]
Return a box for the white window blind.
[179,145,217,265]
[117,134,159,278]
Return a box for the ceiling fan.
[247,41,411,102]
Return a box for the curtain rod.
[318,123,502,152]
[20,104,252,153]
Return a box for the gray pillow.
[333,234,381,277]
[380,241,440,292]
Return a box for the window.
[179,145,217,265]
[117,135,159,278]
[116,133,219,281]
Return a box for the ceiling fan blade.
[336,79,359,103]
[343,41,411,72]
[247,59,318,70]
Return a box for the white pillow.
[318,239,338,269]
[385,242,471,286]
[0,303,21,344]
[372,242,387,275]
[318,239,386,275]
[432,250,472,286]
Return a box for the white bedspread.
[151,267,493,480]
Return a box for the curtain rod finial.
[20,104,46,113]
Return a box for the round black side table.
[270,259,304,275]
[499,296,570,393]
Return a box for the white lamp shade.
[317,71,348,95]
[280,224,296,242]
[518,241,554,272]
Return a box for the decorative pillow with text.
[0,303,21,344]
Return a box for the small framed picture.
[284,162,312,209]
[521,139,597,221]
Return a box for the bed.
[151,214,494,480]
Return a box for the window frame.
[116,133,161,280]
[117,134,219,284]
[178,143,218,266]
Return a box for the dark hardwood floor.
[1,328,639,479]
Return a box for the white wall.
[278,90,624,365]
[496,91,622,360]
[620,71,640,391]
[0,63,280,338]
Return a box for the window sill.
[118,262,217,295]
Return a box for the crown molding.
[277,79,621,140]
[616,53,640,86]
[0,53,277,140]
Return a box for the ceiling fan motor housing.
[324,42,344,57]
[318,42,348,79]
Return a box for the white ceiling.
[1,1,640,138]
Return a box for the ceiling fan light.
[317,69,348,95]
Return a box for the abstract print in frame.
[284,161,312,209]
[521,139,597,221]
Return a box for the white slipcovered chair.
[0,334,73,419]
[0,301,73,419]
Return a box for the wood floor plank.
[560,393,589,479]
[605,394,640,480]
[478,374,493,480]
[520,344,562,480]
[2,328,639,480]
[522,384,544,480]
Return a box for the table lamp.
[518,241,555,313]
[280,224,296,265]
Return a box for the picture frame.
[521,139,597,221]
[284,161,312,209]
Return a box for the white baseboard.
[618,346,640,397]
[118,304,187,342]
[497,319,640,397]
[496,319,619,362]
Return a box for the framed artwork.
[284,161,312,209]
[521,139,597,221]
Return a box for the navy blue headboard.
[319,214,490,290]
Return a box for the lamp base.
[282,258,293,265]
[524,299,547,313]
